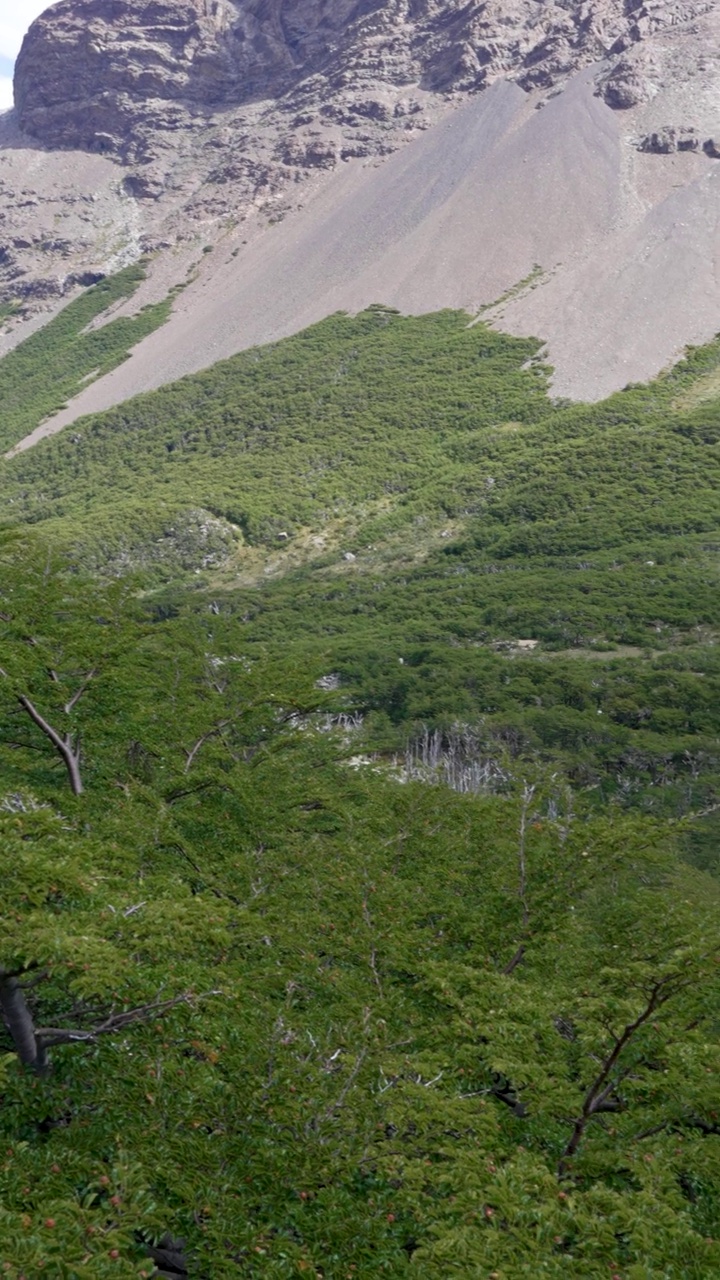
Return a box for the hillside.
[3,298,720,812]
[0,300,719,1276]
[1,2,720,1274]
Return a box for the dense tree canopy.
[0,296,719,1275]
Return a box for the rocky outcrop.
[596,48,657,109]
[11,0,681,165]
[15,0,361,156]
[637,126,720,157]
[638,125,699,153]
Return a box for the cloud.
[0,3,50,61]
[0,1,53,106]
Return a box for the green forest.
[0,285,719,1277]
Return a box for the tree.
[389,820,720,1277]
[0,534,141,798]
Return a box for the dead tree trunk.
[17,695,83,795]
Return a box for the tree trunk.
[0,974,47,1073]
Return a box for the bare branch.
[321,1048,368,1122]
[161,841,244,906]
[517,783,534,930]
[36,990,222,1050]
[16,694,83,795]
[182,721,232,773]
[64,669,97,716]
[681,802,720,822]
[165,781,224,805]
[362,893,383,994]
[633,1122,670,1142]
[503,944,526,976]
[500,784,535,974]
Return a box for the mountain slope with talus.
[2,0,720,446]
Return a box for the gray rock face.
[12,0,650,163]
[10,0,666,308]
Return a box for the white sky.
[0,1,51,109]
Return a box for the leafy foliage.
[0,303,719,1275]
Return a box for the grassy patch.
[0,262,174,454]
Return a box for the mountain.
[2,7,720,1275]
[1,0,720,442]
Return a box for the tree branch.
[558,976,681,1179]
[1,962,221,1071]
[517,784,534,930]
[35,991,209,1048]
[501,784,535,973]
[64,670,97,716]
[17,694,83,795]
[502,944,526,976]
[161,841,244,905]
[182,721,232,773]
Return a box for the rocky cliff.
[8,0,720,254]
[15,0,718,178]
[14,0,638,159]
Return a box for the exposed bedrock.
[15,0,708,161]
